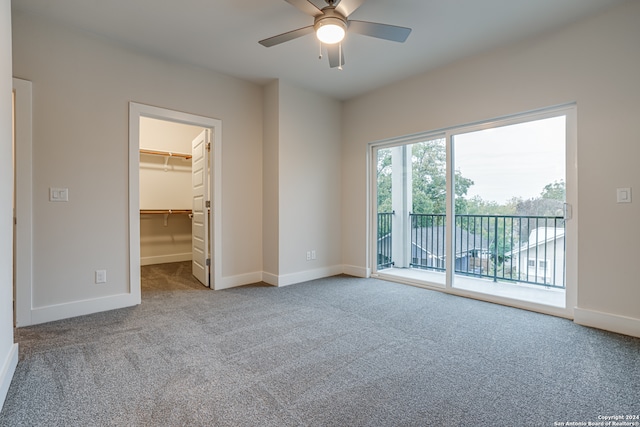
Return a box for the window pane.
[452,115,567,303]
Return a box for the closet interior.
[139,117,206,278]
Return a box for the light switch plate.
[616,188,631,203]
[95,270,107,284]
[49,187,69,202]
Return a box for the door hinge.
[206,142,211,152]
[205,200,211,208]
[206,258,211,266]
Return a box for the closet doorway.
[129,103,222,297]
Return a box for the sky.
[453,116,566,204]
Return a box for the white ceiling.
[12,0,626,100]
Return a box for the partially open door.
[191,129,209,287]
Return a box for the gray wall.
[11,9,344,323]
[342,1,640,330]
[12,11,264,321]
[263,80,343,286]
[7,0,639,341]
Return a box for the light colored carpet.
[1,262,639,426]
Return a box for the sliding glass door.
[375,136,448,286]
[451,115,567,307]
[371,105,576,312]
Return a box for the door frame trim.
[13,78,33,327]
[129,103,222,296]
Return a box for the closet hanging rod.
[140,209,192,215]
[139,148,192,160]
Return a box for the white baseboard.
[30,293,140,326]
[270,265,344,287]
[342,264,369,278]
[140,253,192,266]
[0,343,18,411]
[215,271,264,290]
[262,272,278,287]
[263,265,366,287]
[200,267,350,290]
[574,307,640,338]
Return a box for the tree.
[541,180,565,201]
[463,196,517,216]
[376,140,474,215]
[376,148,393,213]
[411,139,473,214]
[515,180,565,217]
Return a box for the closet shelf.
[140,209,192,215]
[141,209,192,226]
[140,149,192,160]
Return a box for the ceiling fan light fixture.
[259,0,413,68]
[315,16,346,44]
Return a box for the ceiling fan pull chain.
[338,42,343,70]
[319,41,323,60]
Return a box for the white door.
[191,129,209,287]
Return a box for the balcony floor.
[377,267,565,308]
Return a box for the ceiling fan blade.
[284,0,323,17]
[335,0,366,18]
[259,25,315,47]
[327,44,345,68]
[348,20,412,42]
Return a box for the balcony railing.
[377,213,566,289]
[377,211,394,269]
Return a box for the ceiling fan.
[259,0,412,69]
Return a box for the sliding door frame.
[368,103,577,318]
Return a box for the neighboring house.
[508,227,565,287]
[410,226,489,273]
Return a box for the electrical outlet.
[306,251,311,261]
[49,187,69,202]
[617,187,631,203]
[311,250,316,260]
[95,270,107,284]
